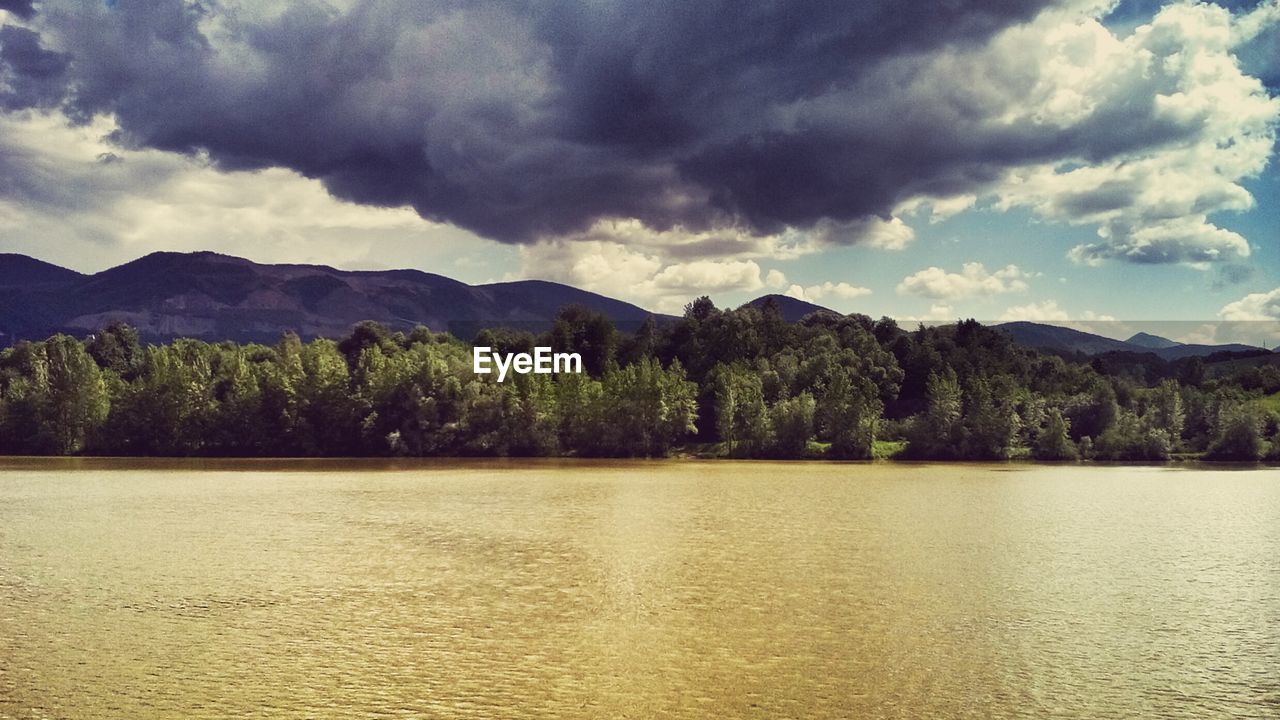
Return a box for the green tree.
[1066,381,1119,441]
[768,392,815,458]
[959,376,1019,460]
[554,371,604,454]
[1205,405,1265,461]
[618,315,659,366]
[295,339,362,455]
[339,321,396,368]
[87,322,143,380]
[550,305,617,377]
[816,369,881,459]
[504,372,559,456]
[598,358,698,456]
[40,336,110,454]
[905,367,963,458]
[1033,409,1078,461]
[1145,379,1185,450]
[1094,409,1171,461]
[103,341,217,455]
[208,346,265,454]
[0,343,50,453]
[712,362,769,457]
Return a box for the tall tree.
[1033,409,1078,461]
[41,335,109,454]
[905,367,963,458]
[712,362,768,457]
[550,305,617,377]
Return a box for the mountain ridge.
[994,321,1267,360]
[0,251,668,344]
[0,252,1274,361]
[0,253,87,288]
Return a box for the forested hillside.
[2,298,1277,461]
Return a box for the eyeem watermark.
[473,346,582,382]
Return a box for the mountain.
[0,253,85,288]
[1126,332,1181,350]
[1147,342,1266,361]
[0,251,668,345]
[0,255,91,343]
[742,294,839,322]
[996,321,1270,360]
[472,279,659,334]
[995,321,1135,355]
[3,251,1274,359]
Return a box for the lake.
[0,459,1277,718]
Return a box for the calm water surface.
[0,459,1277,719]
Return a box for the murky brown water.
[0,459,1277,719]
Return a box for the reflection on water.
[0,459,1277,718]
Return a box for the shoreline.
[2,454,1275,470]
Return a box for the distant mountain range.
[0,251,664,344]
[992,321,1267,360]
[0,251,1273,361]
[745,299,1271,360]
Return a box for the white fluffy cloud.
[1175,319,1280,348]
[650,259,770,294]
[515,240,790,313]
[862,1,1278,269]
[997,302,1131,338]
[899,304,957,323]
[516,234,876,312]
[1219,287,1280,321]
[784,282,872,305]
[897,195,979,224]
[512,218,888,312]
[897,263,1032,300]
[999,300,1071,322]
[1177,324,1221,345]
[1071,312,1132,339]
[540,215,914,266]
[981,2,1279,266]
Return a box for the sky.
[1,0,1279,343]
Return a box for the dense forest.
[2,298,1279,461]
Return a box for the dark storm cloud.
[0,0,36,20]
[0,24,68,109]
[1,0,1269,248]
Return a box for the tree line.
[1,299,1278,461]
